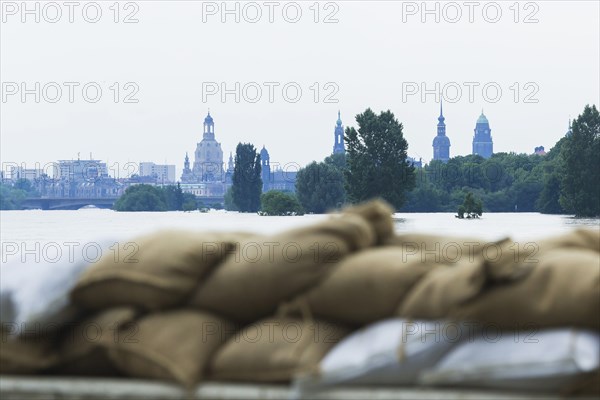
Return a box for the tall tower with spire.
[472,110,493,159]
[227,152,234,173]
[333,111,345,154]
[180,152,192,182]
[432,100,451,162]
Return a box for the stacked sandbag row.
[1,201,394,387]
[1,199,598,394]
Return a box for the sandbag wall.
[1,200,599,392]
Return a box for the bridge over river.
[20,196,225,210]
[21,197,119,210]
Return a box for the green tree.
[0,184,27,210]
[457,192,483,219]
[345,109,415,209]
[324,152,347,170]
[163,184,185,211]
[182,192,198,211]
[223,186,238,211]
[401,169,447,212]
[232,143,262,212]
[114,184,167,211]
[536,137,567,214]
[260,190,304,216]
[559,104,600,217]
[296,161,346,213]
[13,178,32,193]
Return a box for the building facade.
[333,111,345,154]
[260,146,297,193]
[432,101,450,162]
[139,162,176,183]
[472,111,494,159]
[7,166,44,181]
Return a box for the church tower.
[260,146,270,193]
[180,152,192,182]
[191,111,224,182]
[472,110,493,159]
[227,152,234,173]
[203,111,215,140]
[432,100,450,162]
[333,111,345,154]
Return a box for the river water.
[1,209,598,250]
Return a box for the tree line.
[286,104,598,217]
[114,183,199,212]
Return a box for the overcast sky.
[1,1,598,178]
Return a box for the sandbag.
[451,248,600,331]
[384,233,484,264]
[293,318,463,396]
[71,231,251,311]
[397,253,488,320]
[189,201,394,323]
[420,328,600,393]
[105,309,234,387]
[0,329,58,374]
[537,228,600,254]
[399,244,599,330]
[50,307,137,377]
[285,247,440,325]
[209,317,349,382]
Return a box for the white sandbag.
[292,318,463,394]
[0,238,117,336]
[420,329,600,392]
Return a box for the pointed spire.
[437,99,445,125]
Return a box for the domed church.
[181,111,224,183]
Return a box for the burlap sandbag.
[537,228,600,254]
[383,233,484,264]
[105,309,234,387]
[396,236,548,320]
[209,317,349,382]
[451,248,600,331]
[71,231,252,311]
[0,328,58,374]
[189,201,394,323]
[282,246,442,326]
[50,307,137,376]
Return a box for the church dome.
[260,146,269,158]
[204,112,213,124]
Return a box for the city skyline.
[0,106,573,180]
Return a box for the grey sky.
[1,1,598,178]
